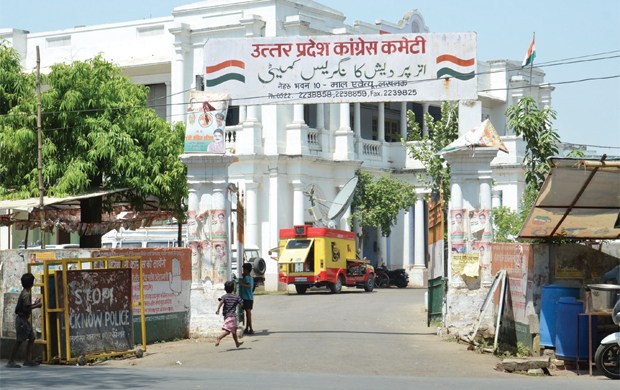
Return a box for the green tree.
[506,96,559,191]
[350,170,417,239]
[405,101,459,201]
[494,97,560,240]
[0,46,187,247]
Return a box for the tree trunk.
[80,197,102,248]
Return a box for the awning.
[518,156,620,240]
[0,189,129,212]
[0,189,175,234]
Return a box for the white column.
[239,105,247,123]
[353,103,361,154]
[400,102,408,139]
[292,180,305,225]
[480,181,492,211]
[246,105,258,122]
[245,182,259,248]
[169,23,190,125]
[413,198,425,268]
[492,190,502,209]
[407,197,427,287]
[402,206,414,268]
[339,103,351,130]
[378,102,385,142]
[293,104,305,124]
[334,103,354,160]
[316,104,325,130]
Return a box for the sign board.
[92,248,192,343]
[56,269,133,357]
[203,33,476,105]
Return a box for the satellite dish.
[327,176,358,222]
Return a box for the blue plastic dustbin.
[540,284,580,347]
[555,297,597,360]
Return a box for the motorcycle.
[595,299,620,379]
[374,264,409,288]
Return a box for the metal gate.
[427,276,446,327]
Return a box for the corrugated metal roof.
[519,156,620,240]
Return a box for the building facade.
[0,0,553,292]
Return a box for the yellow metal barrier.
[28,256,146,364]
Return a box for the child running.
[6,272,42,368]
[215,280,244,348]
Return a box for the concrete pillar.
[353,103,361,154]
[292,180,305,225]
[180,154,234,339]
[400,102,408,139]
[245,181,259,248]
[239,105,247,123]
[402,206,414,268]
[316,104,325,130]
[334,103,354,160]
[267,166,280,291]
[378,102,385,142]
[293,104,305,124]
[339,102,350,131]
[409,196,428,287]
[169,23,190,126]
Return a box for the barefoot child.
[215,281,244,348]
[6,272,42,368]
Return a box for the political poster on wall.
[184,91,229,153]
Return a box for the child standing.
[215,281,244,348]
[7,272,42,368]
[240,263,255,335]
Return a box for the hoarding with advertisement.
[185,91,229,153]
[203,33,476,105]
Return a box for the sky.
[1,0,619,152]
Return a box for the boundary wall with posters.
[0,248,191,358]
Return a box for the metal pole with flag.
[522,33,536,94]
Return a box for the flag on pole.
[522,33,536,67]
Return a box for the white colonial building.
[1,0,554,295]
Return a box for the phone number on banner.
[269,88,418,101]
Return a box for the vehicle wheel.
[395,275,409,288]
[295,285,307,295]
[250,257,266,275]
[329,275,344,294]
[364,274,375,292]
[595,342,620,379]
[375,272,389,288]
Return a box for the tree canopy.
[350,170,417,237]
[406,101,459,201]
[0,42,187,246]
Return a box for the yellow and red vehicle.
[278,225,375,294]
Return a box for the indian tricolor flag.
[522,34,536,67]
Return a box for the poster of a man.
[185,91,230,152]
[450,209,466,240]
[213,210,226,235]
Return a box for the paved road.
[1,287,616,389]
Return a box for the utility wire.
[1,50,619,118]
